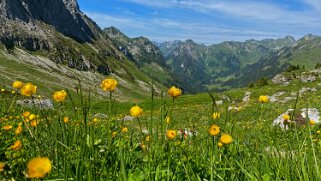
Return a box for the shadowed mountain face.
[0,0,123,75]
[0,0,179,97]
[0,0,96,42]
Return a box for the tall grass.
[0,80,321,180]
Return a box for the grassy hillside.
[0,47,167,102]
[1,68,321,180]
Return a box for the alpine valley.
[1,0,321,97]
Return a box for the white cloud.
[83,0,321,44]
[302,0,321,11]
[84,11,294,44]
[123,0,321,26]
[85,12,149,30]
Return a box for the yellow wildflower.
[92,118,98,123]
[168,86,182,98]
[20,83,37,97]
[63,117,69,123]
[208,124,220,136]
[145,135,151,142]
[0,162,4,172]
[27,157,52,179]
[121,127,128,133]
[2,125,13,130]
[52,90,67,102]
[283,114,290,121]
[130,105,143,117]
[29,114,36,121]
[112,132,117,138]
[12,81,23,89]
[30,120,38,127]
[220,134,233,144]
[258,95,269,103]
[166,130,176,140]
[23,111,31,118]
[10,140,22,151]
[212,112,220,120]
[310,120,316,126]
[15,126,23,135]
[100,78,117,92]
[140,143,146,150]
[165,116,170,124]
[218,142,224,148]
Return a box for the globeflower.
[100,78,117,92]
[20,83,37,97]
[121,127,128,133]
[12,81,23,89]
[310,120,316,126]
[30,120,38,127]
[2,125,13,130]
[208,124,220,136]
[166,130,177,140]
[63,117,69,123]
[10,140,22,151]
[212,112,220,120]
[258,95,269,103]
[15,126,23,135]
[165,116,170,124]
[27,157,52,179]
[220,134,233,144]
[23,111,31,118]
[52,90,67,102]
[112,132,117,138]
[0,162,4,172]
[140,143,147,150]
[29,114,37,121]
[130,105,143,117]
[145,135,151,142]
[283,114,290,121]
[168,86,182,98]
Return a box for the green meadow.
[1,77,321,180]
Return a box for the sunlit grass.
[0,78,321,180]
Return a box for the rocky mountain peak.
[284,35,296,42]
[104,26,128,39]
[0,0,96,42]
[301,34,319,41]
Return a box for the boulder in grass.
[123,115,134,121]
[301,108,320,123]
[300,72,317,83]
[273,108,320,129]
[93,113,108,119]
[16,99,54,109]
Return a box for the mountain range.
[0,0,321,97]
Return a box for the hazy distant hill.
[156,35,321,91]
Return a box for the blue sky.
[78,0,321,44]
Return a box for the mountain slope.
[156,36,298,91]
[104,27,193,92]
[0,0,172,100]
[278,34,321,69]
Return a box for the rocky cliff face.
[0,0,124,74]
[0,0,177,96]
[0,0,96,42]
